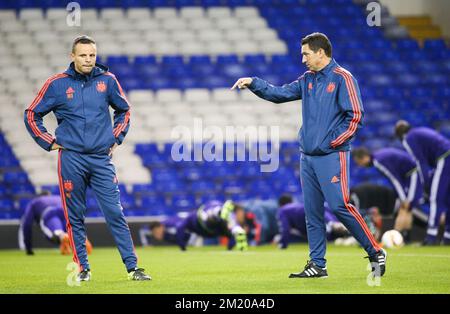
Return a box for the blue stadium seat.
[11,184,35,195]
[0,198,15,211]
[3,172,29,185]
[41,185,61,195]
[170,194,196,211]
[188,55,211,65]
[139,195,166,208]
[216,55,239,65]
[134,56,157,65]
[107,56,129,65]
[120,194,135,209]
[135,143,160,156]
[423,39,447,51]
[395,39,420,51]
[189,180,216,193]
[162,55,185,66]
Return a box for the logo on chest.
[326,82,336,93]
[66,87,74,99]
[308,82,313,90]
[96,81,107,93]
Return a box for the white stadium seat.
[184,89,211,103]
[260,40,288,55]
[46,8,67,21]
[126,8,151,20]
[153,8,178,20]
[178,42,205,56]
[180,7,205,19]
[0,10,16,21]
[207,7,232,19]
[128,90,155,104]
[156,89,182,103]
[234,7,260,18]
[212,88,239,102]
[19,9,44,20]
[234,41,260,56]
[100,8,126,20]
[205,41,232,55]
[133,19,160,32]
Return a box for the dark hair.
[301,32,332,57]
[278,194,293,207]
[149,221,163,231]
[352,147,370,160]
[72,35,96,53]
[39,190,52,196]
[395,120,411,139]
[234,204,244,212]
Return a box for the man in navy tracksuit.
[395,121,450,244]
[232,32,385,278]
[24,35,150,281]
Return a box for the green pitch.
[0,244,449,294]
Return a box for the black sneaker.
[289,261,328,278]
[76,269,91,282]
[366,249,387,277]
[128,268,151,281]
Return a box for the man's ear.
[319,48,325,58]
[70,53,75,62]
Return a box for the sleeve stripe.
[334,69,360,145]
[332,68,360,146]
[26,74,67,144]
[334,68,361,145]
[331,68,362,147]
[105,72,131,138]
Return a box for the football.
[381,230,404,249]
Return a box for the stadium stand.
[0,0,448,218]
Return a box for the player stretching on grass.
[232,32,386,278]
[24,35,150,281]
[19,191,92,256]
[140,201,248,251]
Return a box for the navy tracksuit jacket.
[24,62,137,272]
[249,59,381,267]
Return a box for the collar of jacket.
[64,62,109,81]
[316,58,338,76]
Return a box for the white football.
[381,230,404,249]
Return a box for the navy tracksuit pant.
[58,149,137,272]
[300,151,381,268]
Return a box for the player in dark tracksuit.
[24,36,149,281]
[395,122,450,244]
[140,201,248,251]
[19,195,66,255]
[232,33,385,278]
[353,147,425,237]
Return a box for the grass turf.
[0,244,449,294]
